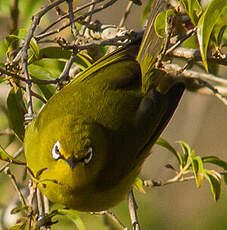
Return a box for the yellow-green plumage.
[24,0,184,211]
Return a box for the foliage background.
[0,0,226,229]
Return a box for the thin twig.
[171,47,227,66]
[80,0,96,36]
[128,190,140,230]
[57,48,78,88]
[166,27,197,55]
[21,0,65,123]
[38,0,106,37]
[96,211,129,230]
[67,0,78,38]
[163,63,227,105]
[144,176,195,188]
[4,167,26,206]
[119,1,133,28]
[35,0,118,41]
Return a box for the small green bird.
[24,0,184,211]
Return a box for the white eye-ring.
[84,147,93,164]
[52,141,61,160]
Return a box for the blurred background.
[0,0,226,229]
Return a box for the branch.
[21,0,65,123]
[128,190,140,230]
[163,63,227,105]
[96,211,128,230]
[37,0,106,37]
[171,47,227,66]
[119,1,134,27]
[4,167,26,206]
[35,0,119,41]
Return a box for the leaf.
[156,138,183,167]
[204,169,222,201]
[11,205,29,214]
[0,144,26,165]
[29,38,40,61]
[154,9,175,38]
[178,0,202,25]
[202,156,227,170]
[57,209,86,230]
[28,65,56,100]
[197,0,227,71]
[29,47,92,69]
[192,156,204,188]
[134,177,146,193]
[8,223,26,230]
[7,88,26,141]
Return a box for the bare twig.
[35,0,118,41]
[4,167,26,206]
[144,176,195,188]
[38,0,106,37]
[57,48,78,88]
[67,0,77,38]
[119,1,133,28]
[80,0,97,36]
[22,0,65,123]
[166,27,197,55]
[163,63,227,105]
[96,211,128,230]
[128,190,140,230]
[171,47,227,66]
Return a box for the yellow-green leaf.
[7,88,26,141]
[197,0,227,71]
[134,177,146,193]
[204,169,222,201]
[0,144,26,166]
[157,138,183,167]
[57,209,86,230]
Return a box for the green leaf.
[29,47,92,69]
[177,141,192,167]
[178,0,202,25]
[11,205,29,214]
[134,177,146,193]
[57,209,86,230]
[0,144,26,165]
[197,0,227,71]
[154,9,175,38]
[192,156,204,188]
[156,138,183,167]
[204,169,222,201]
[7,88,26,141]
[28,65,56,100]
[202,156,227,169]
[8,223,26,230]
[29,38,40,61]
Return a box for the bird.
[24,0,185,212]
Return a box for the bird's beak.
[65,155,78,170]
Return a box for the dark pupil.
[55,145,60,154]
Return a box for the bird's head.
[25,115,109,197]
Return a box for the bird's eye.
[83,147,93,164]
[52,141,61,160]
